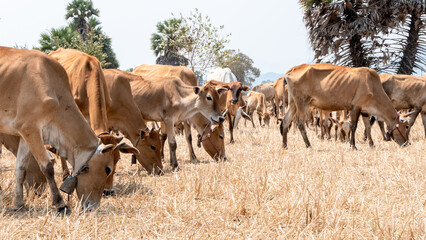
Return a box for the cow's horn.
[222,109,228,117]
[60,175,78,195]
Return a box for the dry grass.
[0,118,425,239]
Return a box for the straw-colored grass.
[0,117,425,239]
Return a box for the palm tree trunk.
[349,33,369,67]
[397,9,422,75]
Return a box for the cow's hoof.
[57,206,71,215]
[172,166,181,172]
[13,204,28,212]
[351,145,358,151]
[103,189,116,196]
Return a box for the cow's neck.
[376,100,399,130]
[108,117,145,146]
[48,107,99,168]
[179,93,200,120]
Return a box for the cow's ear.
[97,144,115,154]
[115,142,140,154]
[242,86,250,91]
[216,87,228,95]
[194,86,200,94]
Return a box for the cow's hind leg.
[349,107,361,150]
[18,130,69,214]
[14,138,31,210]
[183,121,199,164]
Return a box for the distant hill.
[252,72,283,86]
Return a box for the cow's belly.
[309,98,347,111]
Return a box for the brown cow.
[133,64,225,163]
[0,47,136,213]
[49,48,111,135]
[103,69,163,180]
[205,80,250,143]
[252,82,275,104]
[245,91,268,127]
[281,63,408,149]
[379,74,426,138]
[130,76,227,170]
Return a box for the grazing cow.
[379,74,426,138]
[133,64,225,163]
[245,91,268,127]
[206,67,238,83]
[190,113,226,161]
[252,82,275,105]
[49,48,111,135]
[205,80,250,143]
[103,69,163,178]
[281,63,408,149]
[273,77,288,118]
[130,76,227,170]
[0,47,136,213]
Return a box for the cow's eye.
[406,125,409,129]
[150,145,156,151]
[105,167,112,176]
[207,96,212,101]
[219,135,224,139]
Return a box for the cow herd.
[0,46,425,215]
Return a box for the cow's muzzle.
[60,175,78,195]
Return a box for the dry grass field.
[0,117,425,239]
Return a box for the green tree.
[180,9,231,75]
[219,50,260,87]
[36,0,119,68]
[150,18,188,66]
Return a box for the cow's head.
[199,123,226,161]
[60,134,138,210]
[263,112,271,127]
[386,114,409,146]
[194,85,229,124]
[228,82,250,105]
[133,128,162,175]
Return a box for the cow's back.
[49,48,111,134]
[133,64,197,86]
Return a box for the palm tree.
[150,18,188,66]
[37,26,77,53]
[301,0,426,74]
[394,1,426,74]
[65,0,99,41]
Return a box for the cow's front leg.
[165,120,179,170]
[183,121,199,164]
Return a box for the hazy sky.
[0,0,313,75]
